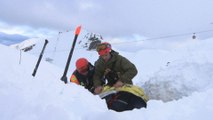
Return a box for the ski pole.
[32,39,49,77]
[60,25,81,84]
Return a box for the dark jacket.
[70,63,95,93]
[93,50,138,87]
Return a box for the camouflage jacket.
[93,50,138,87]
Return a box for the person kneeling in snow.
[93,42,138,95]
[70,58,96,93]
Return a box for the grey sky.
[0,0,213,38]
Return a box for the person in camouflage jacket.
[93,42,138,94]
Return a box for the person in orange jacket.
[70,58,97,93]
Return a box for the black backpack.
[105,70,119,86]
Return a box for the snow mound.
[143,62,213,102]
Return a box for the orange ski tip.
[75,25,81,35]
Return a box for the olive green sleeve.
[93,61,105,87]
[119,56,138,84]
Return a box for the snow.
[1,32,213,120]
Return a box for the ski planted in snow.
[60,25,81,84]
[32,39,49,77]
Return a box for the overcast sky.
[0,0,213,39]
